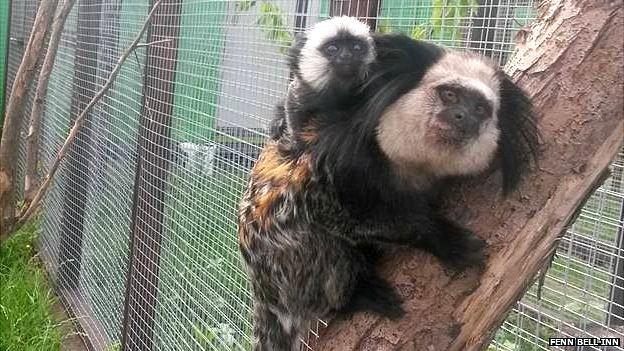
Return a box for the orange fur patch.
[289,154,312,185]
[253,188,281,229]
[253,143,311,187]
[254,144,291,185]
[299,120,320,144]
[247,142,312,230]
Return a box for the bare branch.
[0,0,59,239]
[24,0,77,206]
[13,0,164,232]
[136,38,173,47]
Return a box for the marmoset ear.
[497,73,540,194]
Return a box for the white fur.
[425,51,501,110]
[376,51,501,188]
[305,16,371,50]
[299,16,374,91]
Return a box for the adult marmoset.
[238,31,539,351]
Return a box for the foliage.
[379,0,478,42]
[193,322,253,350]
[105,343,121,351]
[237,0,478,51]
[430,0,479,41]
[411,26,429,40]
[257,2,293,50]
[489,195,619,350]
[150,167,254,349]
[235,0,255,12]
[378,19,428,40]
[235,1,293,52]
[0,220,62,351]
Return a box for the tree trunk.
[15,0,163,231]
[24,0,76,206]
[314,1,624,350]
[0,0,58,237]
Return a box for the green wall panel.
[171,1,228,143]
[379,0,432,35]
[0,0,10,119]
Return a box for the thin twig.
[16,0,164,227]
[136,38,173,47]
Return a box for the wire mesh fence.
[3,0,623,350]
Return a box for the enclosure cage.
[0,1,9,118]
[3,0,624,350]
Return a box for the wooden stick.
[136,38,173,47]
[14,0,164,231]
[24,0,77,206]
[0,0,59,238]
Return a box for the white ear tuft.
[304,16,371,50]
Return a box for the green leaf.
[411,26,428,40]
[234,1,256,12]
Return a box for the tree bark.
[314,1,624,350]
[23,0,76,206]
[14,0,163,231]
[0,0,58,238]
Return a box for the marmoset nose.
[439,107,479,136]
[336,49,353,62]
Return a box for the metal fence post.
[329,0,379,30]
[121,0,182,349]
[608,182,624,326]
[294,0,309,32]
[470,0,500,57]
[57,0,102,290]
[0,0,11,118]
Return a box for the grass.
[0,221,62,351]
[152,164,254,350]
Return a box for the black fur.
[269,102,287,140]
[497,73,540,193]
[310,35,447,211]
[241,32,539,351]
[281,28,375,152]
[310,34,539,199]
[287,31,371,111]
